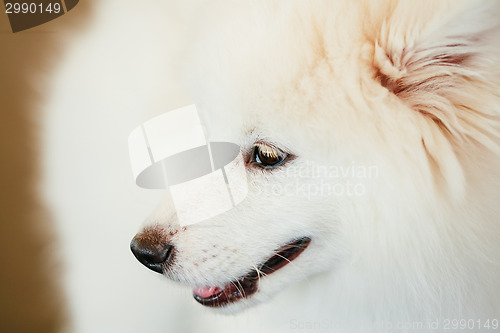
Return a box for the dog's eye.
[253,143,287,168]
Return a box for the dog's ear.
[373,1,500,152]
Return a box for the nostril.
[130,234,173,274]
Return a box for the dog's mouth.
[192,237,311,307]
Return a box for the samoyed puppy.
[43,0,500,332]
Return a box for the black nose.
[130,234,173,274]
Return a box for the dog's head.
[130,0,500,313]
[130,133,348,311]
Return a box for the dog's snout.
[130,233,173,274]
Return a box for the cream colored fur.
[43,1,500,332]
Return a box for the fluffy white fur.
[43,1,500,332]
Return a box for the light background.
[0,3,91,331]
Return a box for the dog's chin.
[190,237,311,309]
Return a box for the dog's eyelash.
[254,143,280,159]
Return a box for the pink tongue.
[193,286,221,298]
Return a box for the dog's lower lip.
[193,237,311,307]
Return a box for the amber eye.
[253,143,287,168]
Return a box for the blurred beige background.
[1,2,248,332]
[0,4,90,332]
[1,2,203,332]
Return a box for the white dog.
[45,0,500,332]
